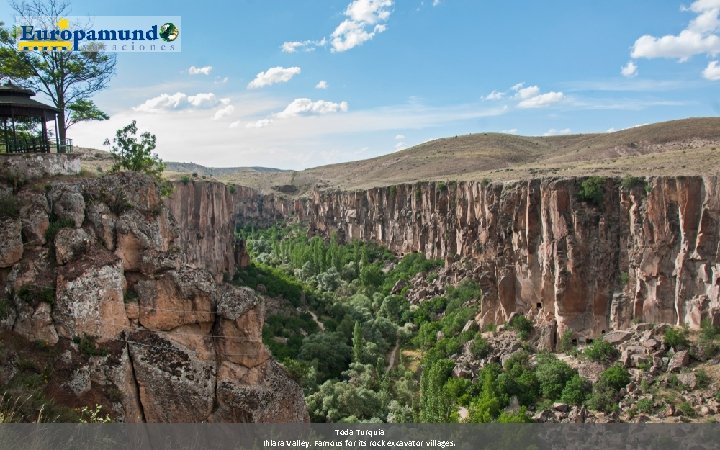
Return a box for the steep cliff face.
[0,172,307,423]
[228,176,720,338]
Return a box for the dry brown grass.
[78,117,720,196]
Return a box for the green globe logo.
[159,23,179,42]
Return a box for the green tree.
[419,359,454,422]
[534,354,576,401]
[0,0,116,143]
[106,120,165,178]
[352,321,364,364]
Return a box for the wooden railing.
[0,137,73,154]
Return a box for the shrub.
[558,329,575,353]
[507,314,533,340]
[180,175,190,185]
[73,335,108,357]
[228,184,237,194]
[678,401,696,417]
[695,369,710,389]
[635,398,654,414]
[599,364,630,391]
[619,272,630,285]
[0,194,20,220]
[584,339,620,363]
[470,335,491,359]
[535,354,577,400]
[45,215,76,243]
[17,286,55,306]
[664,327,689,350]
[560,374,589,405]
[621,176,646,191]
[577,176,606,206]
[700,319,720,341]
[497,406,532,423]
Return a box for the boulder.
[603,330,633,345]
[12,302,58,345]
[53,259,130,342]
[215,285,269,368]
[135,268,215,331]
[86,202,115,250]
[0,219,23,268]
[667,350,690,373]
[54,228,92,265]
[127,330,215,422]
[677,372,697,389]
[51,186,85,228]
[18,191,49,245]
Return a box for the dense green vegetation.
[235,224,708,423]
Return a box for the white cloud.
[275,98,349,119]
[518,92,565,108]
[134,92,188,112]
[632,30,720,60]
[703,60,720,79]
[247,66,302,89]
[394,141,406,151]
[630,1,720,62]
[502,128,518,134]
[281,1,393,54]
[246,119,273,128]
[544,128,572,136]
[331,0,393,52]
[214,76,229,84]
[187,93,218,108]
[433,0,442,5]
[511,84,565,108]
[515,85,541,99]
[621,61,638,77]
[395,134,405,140]
[281,38,327,53]
[134,92,225,112]
[484,90,505,100]
[229,121,240,128]
[213,104,235,120]
[315,80,329,89]
[188,65,212,75]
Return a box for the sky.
[3,0,720,169]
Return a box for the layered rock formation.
[0,172,307,422]
[226,176,720,338]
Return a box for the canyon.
[209,176,720,341]
[2,151,720,422]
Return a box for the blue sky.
[3,0,720,169]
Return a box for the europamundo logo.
[16,16,181,52]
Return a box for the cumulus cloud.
[331,0,393,52]
[187,93,219,108]
[703,60,720,79]
[275,98,349,118]
[213,104,235,120]
[510,83,564,108]
[134,92,188,112]
[188,65,212,75]
[280,1,393,54]
[315,80,329,89]
[247,66,302,89]
[484,90,504,100]
[630,0,720,62]
[518,92,565,108]
[433,0,442,5]
[621,61,638,77]
[395,134,405,140]
[134,92,223,112]
[544,128,572,136]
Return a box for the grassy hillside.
[79,117,720,195]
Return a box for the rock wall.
[226,177,720,338]
[0,173,308,423]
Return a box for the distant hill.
[78,117,720,195]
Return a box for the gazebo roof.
[0,83,58,121]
